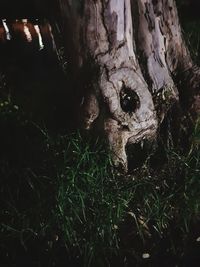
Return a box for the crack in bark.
[144,2,155,32]
[100,0,112,53]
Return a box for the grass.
[53,132,133,265]
[0,98,134,266]
[1,93,200,266]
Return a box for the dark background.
[0,0,59,18]
[0,0,199,19]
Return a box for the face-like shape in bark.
[68,0,183,171]
[80,0,159,171]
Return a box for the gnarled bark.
[59,0,200,171]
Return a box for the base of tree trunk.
[59,0,200,172]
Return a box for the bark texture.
[59,0,200,171]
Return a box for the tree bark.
[58,0,200,172]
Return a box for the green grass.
[53,132,134,265]
[1,95,200,266]
[0,100,134,266]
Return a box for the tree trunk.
[58,0,200,172]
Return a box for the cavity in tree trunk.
[58,0,200,172]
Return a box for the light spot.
[2,19,11,40]
[22,20,32,42]
[48,24,56,51]
[196,237,200,242]
[13,105,19,110]
[127,211,134,217]
[142,253,150,259]
[34,24,44,50]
